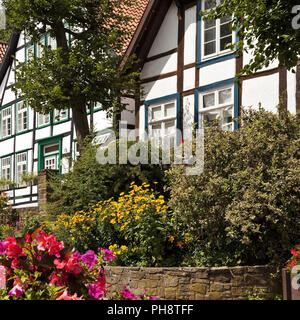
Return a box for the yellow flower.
[177,241,183,247]
[135,215,140,221]
[121,245,128,251]
[168,236,175,243]
[110,218,116,224]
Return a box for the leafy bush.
[53,184,181,266]
[47,139,169,216]
[167,108,300,267]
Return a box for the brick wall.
[105,266,282,300]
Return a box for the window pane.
[220,15,231,24]
[220,23,231,38]
[164,120,175,135]
[204,19,216,29]
[164,103,175,118]
[204,28,216,43]
[204,0,216,10]
[151,123,161,137]
[204,41,216,56]
[151,106,161,121]
[44,143,59,155]
[202,110,219,124]
[203,93,215,108]
[219,89,232,104]
[220,35,232,51]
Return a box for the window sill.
[197,52,237,68]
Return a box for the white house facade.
[0,0,298,209]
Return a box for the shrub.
[46,139,169,217]
[53,183,181,266]
[167,108,300,267]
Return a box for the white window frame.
[201,0,235,60]
[16,152,27,186]
[43,143,60,170]
[48,36,57,50]
[37,113,51,128]
[148,100,177,145]
[1,156,12,182]
[26,44,35,61]
[199,85,234,131]
[54,109,68,123]
[1,106,12,139]
[16,101,28,133]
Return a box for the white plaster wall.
[243,47,278,72]
[184,67,195,91]
[53,121,71,136]
[0,69,8,99]
[2,88,15,105]
[184,5,196,65]
[139,105,146,140]
[62,135,71,154]
[35,126,51,140]
[142,75,177,101]
[199,59,236,87]
[242,73,279,113]
[7,66,15,86]
[183,95,194,141]
[15,47,25,64]
[0,139,13,157]
[28,107,34,130]
[148,1,178,57]
[121,97,135,126]
[141,53,177,80]
[93,110,113,132]
[287,68,296,114]
[15,132,33,151]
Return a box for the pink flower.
[25,234,31,244]
[121,286,137,300]
[54,256,82,276]
[0,241,6,255]
[88,284,104,299]
[57,289,73,300]
[36,231,64,256]
[3,238,24,259]
[11,258,19,270]
[9,284,24,297]
[80,250,97,270]
[100,248,116,261]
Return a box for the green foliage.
[167,107,300,268]
[46,139,169,216]
[204,0,300,73]
[53,184,181,266]
[3,0,140,142]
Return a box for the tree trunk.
[54,22,90,152]
[72,101,90,152]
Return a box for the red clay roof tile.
[0,41,8,64]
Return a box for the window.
[1,157,11,181]
[148,101,177,145]
[1,107,12,138]
[48,36,57,50]
[36,38,46,58]
[26,45,35,61]
[44,143,59,170]
[16,101,28,133]
[16,152,27,184]
[199,86,234,131]
[37,113,51,128]
[202,0,234,59]
[54,109,68,123]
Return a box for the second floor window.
[37,113,50,127]
[202,0,234,59]
[16,101,28,133]
[54,109,68,123]
[16,152,27,184]
[1,157,11,181]
[1,107,12,138]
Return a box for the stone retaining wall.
[105,266,282,300]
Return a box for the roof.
[120,0,150,53]
[0,42,8,64]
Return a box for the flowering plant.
[286,245,300,272]
[0,229,149,300]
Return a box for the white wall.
[184,5,197,65]
[148,1,178,57]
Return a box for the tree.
[3,0,140,148]
[203,0,300,74]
